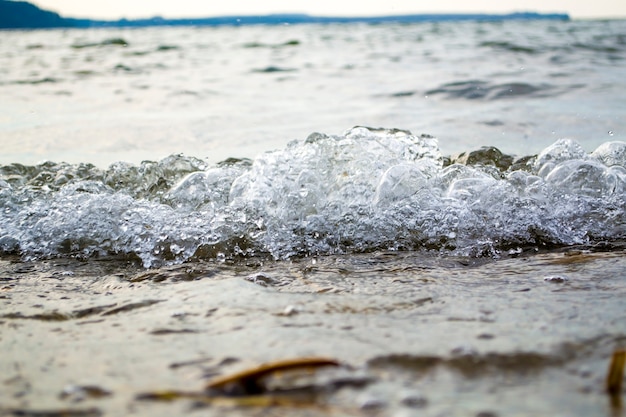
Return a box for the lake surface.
[0,19,625,416]
[1,19,624,166]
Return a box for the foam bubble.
[1,128,624,266]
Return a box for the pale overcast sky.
[31,0,626,20]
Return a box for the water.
[1,19,625,166]
[0,126,624,267]
[1,19,626,416]
[1,19,626,267]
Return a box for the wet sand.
[1,249,625,416]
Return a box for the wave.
[70,37,130,49]
[424,80,564,100]
[1,127,625,267]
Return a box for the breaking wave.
[1,127,625,267]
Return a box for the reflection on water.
[1,19,625,166]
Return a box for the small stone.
[359,397,386,410]
[60,385,112,402]
[279,305,298,316]
[451,345,478,356]
[245,272,276,286]
[359,394,386,410]
[400,392,428,408]
[544,275,569,283]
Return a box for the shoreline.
[1,249,625,416]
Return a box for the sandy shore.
[1,249,625,416]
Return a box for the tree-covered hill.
[0,0,570,30]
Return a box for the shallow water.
[1,248,625,416]
[1,19,625,167]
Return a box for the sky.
[30,0,626,20]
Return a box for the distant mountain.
[0,0,67,28]
[81,12,572,28]
[0,0,570,30]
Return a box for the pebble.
[544,275,569,283]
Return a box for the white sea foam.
[1,127,624,266]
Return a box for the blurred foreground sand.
[1,250,625,416]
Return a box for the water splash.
[1,128,624,267]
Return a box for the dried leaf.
[137,357,348,408]
[135,390,206,402]
[205,357,341,396]
[607,349,625,396]
[100,300,163,316]
[7,408,102,417]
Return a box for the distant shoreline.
[0,0,570,30]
